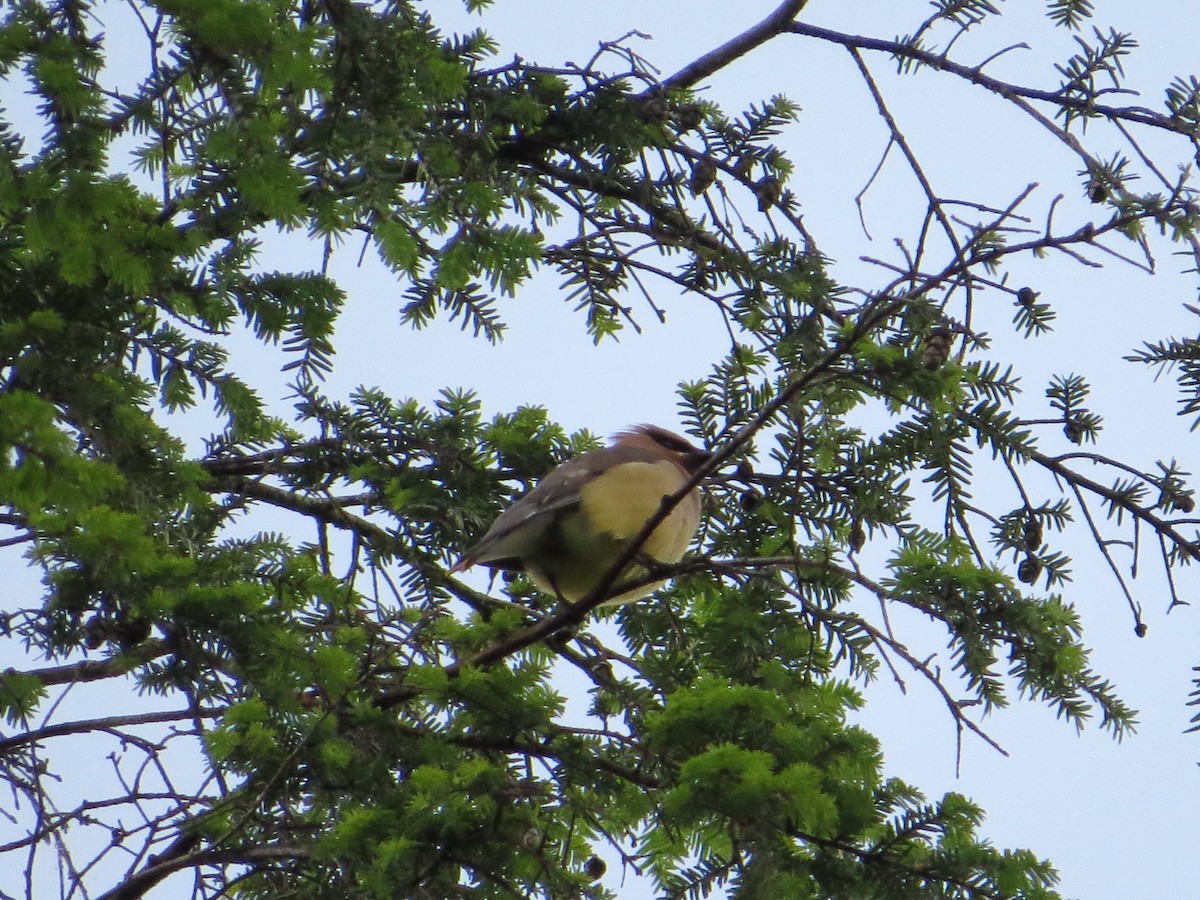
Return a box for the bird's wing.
[456,444,665,569]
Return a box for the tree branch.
[0,707,220,756]
[658,0,811,93]
[94,839,310,900]
[13,642,169,688]
[788,21,1195,136]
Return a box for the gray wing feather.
[462,444,661,566]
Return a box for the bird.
[448,425,712,605]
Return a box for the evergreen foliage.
[1,1,1198,897]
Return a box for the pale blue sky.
[3,2,1199,897]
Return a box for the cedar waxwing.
[449,425,711,605]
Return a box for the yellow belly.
[529,460,700,604]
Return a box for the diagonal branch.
[788,22,1195,136]
[657,0,812,93]
[94,838,310,900]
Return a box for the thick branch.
[13,642,169,688]
[95,838,310,900]
[658,0,811,93]
[0,707,220,756]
